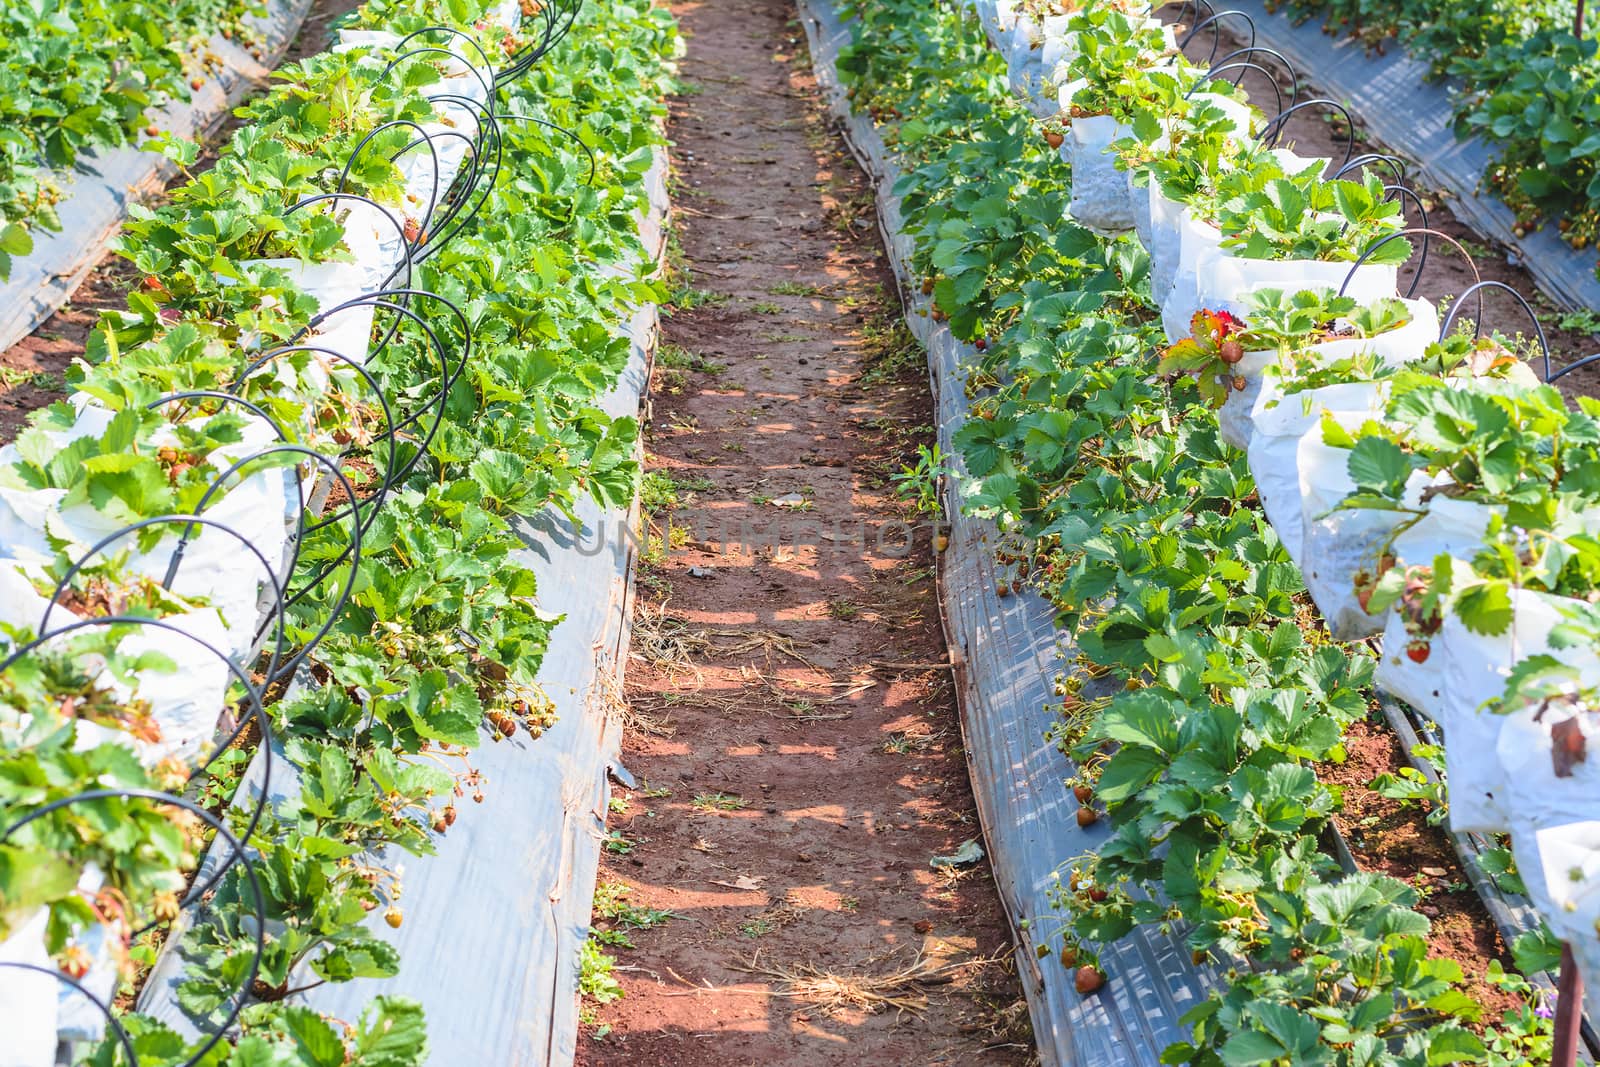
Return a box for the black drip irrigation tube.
[798,0,1600,1062]
[0,9,617,1062]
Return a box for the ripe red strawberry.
[1406,641,1430,664]
[1076,807,1098,828]
[1075,965,1105,994]
[1087,887,1108,903]
[1072,784,1093,804]
[1218,339,1244,364]
[1044,130,1064,149]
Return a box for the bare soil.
[575,3,1033,1065]
[1321,716,1523,1024]
[0,0,365,444]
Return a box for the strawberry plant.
[1217,171,1413,263]
[0,0,273,277]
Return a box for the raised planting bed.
[804,0,1600,1062]
[0,0,679,1063]
[0,0,319,355]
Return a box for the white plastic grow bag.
[1158,210,1223,339]
[0,402,296,659]
[1165,247,1399,343]
[0,908,56,1067]
[1507,819,1600,1022]
[335,30,496,107]
[1295,410,1433,640]
[1130,92,1253,255]
[1217,297,1438,450]
[1039,16,1078,83]
[1387,496,1500,571]
[1004,14,1043,97]
[1375,586,1583,832]
[1067,116,1135,234]
[1145,184,1190,304]
[1499,693,1600,844]
[1247,380,1388,561]
[1157,150,1331,337]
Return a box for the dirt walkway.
[575,2,1033,1064]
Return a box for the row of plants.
[1250,0,1600,265]
[0,0,281,281]
[0,0,675,1062]
[837,0,1590,1061]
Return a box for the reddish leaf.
[1552,717,1587,778]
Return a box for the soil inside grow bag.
[576,1,1033,1064]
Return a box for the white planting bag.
[1296,412,1432,639]
[1387,497,1500,571]
[1247,381,1388,560]
[1217,297,1439,450]
[61,606,236,767]
[1206,258,1399,325]
[0,401,296,659]
[1374,588,1593,833]
[1160,211,1224,340]
[335,31,495,106]
[1004,14,1041,97]
[1508,820,1600,1019]
[0,909,56,1067]
[1145,185,1190,304]
[1500,696,1600,840]
[1130,91,1252,270]
[1040,17,1079,84]
[237,193,405,368]
[1067,116,1134,234]
[1168,251,1400,345]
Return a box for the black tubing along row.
[0,0,674,1064]
[833,0,1600,1062]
